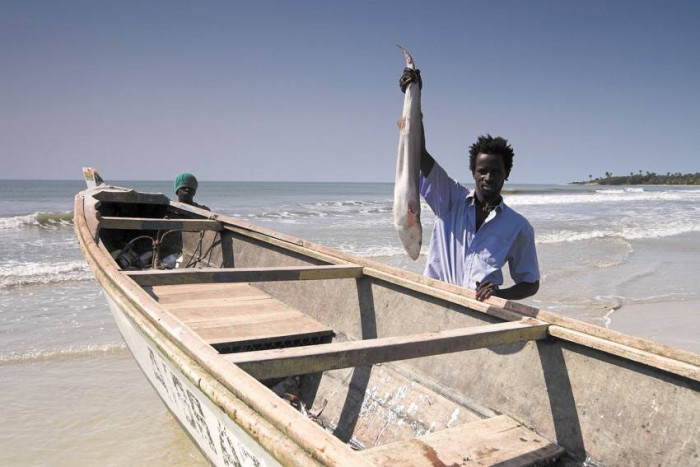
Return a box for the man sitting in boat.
[400,70,539,302]
[174,172,210,211]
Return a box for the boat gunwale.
[87,189,700,380]
[218,214,700,376]
[74,191,372,466]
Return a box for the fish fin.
[406,203,418,227]
[406,214,416,227]
[407,199,421,227]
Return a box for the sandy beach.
[0,353,206,466]
[608,299,700,354]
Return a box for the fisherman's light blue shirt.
[419,161,540,290]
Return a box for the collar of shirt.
[466,190,505,214]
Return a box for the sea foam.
[537,220,700,244]
[506,190,690,206]
[0,211,74,230]
[0,343,127,365]
[0,260,92,288]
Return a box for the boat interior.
[81,188,700,465]
[84,190,567,465]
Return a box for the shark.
[393,45,423,260]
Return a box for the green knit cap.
[174,173,198,193]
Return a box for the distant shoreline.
[570,181,698,187]
[571,172,699,186]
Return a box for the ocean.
[1,179,699,464]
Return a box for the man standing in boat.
[174,172,210,211]
[399,69,539,301]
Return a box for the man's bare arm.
[475,280,540,302]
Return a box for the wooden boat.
[74,169,699,466]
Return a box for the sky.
[1,0,698,184]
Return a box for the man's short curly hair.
[468,135,514,178]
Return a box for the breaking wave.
[236,199,438,224]
[335,243,409,258]
[537,220,700,244]
[594,187,645,194]
[236,200,395,225]
[0,211,74,230]
[0,260,92,288]
[506,190,695,206]
[0,343,127,365]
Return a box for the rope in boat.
[156,229,222,269]
[116,229,221,270]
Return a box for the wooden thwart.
[146,282,335,348]
[360,414,564,466]
[92,190,171,205]
[225,319,549,379]
[99,216,222,231]
[145,282,272,305]
[127,265,364,286]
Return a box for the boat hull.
[74,184,700,465]
[106,295,280,466]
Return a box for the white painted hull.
[106,295,280,467]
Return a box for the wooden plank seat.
[144,282,335,353]
[126,265,364,286]
[99,216,222,231]
[360,414,564,466]
[225,319,549,379]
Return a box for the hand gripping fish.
[393,45,422,260]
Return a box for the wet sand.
[0,352,206,466]
[608,299,700,354]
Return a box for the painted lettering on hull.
[219,421,262,467]
[147,348,268,466]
